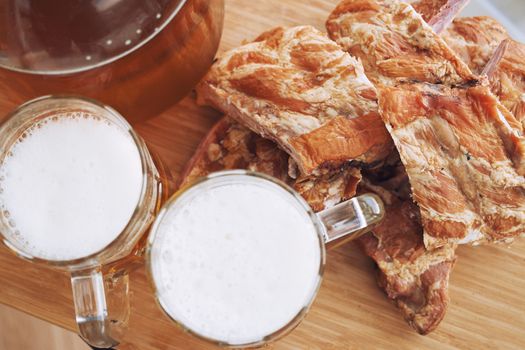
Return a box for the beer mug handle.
[71,267,130,348]
[317,193,384,249]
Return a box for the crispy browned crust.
[483,39,525,129]
[326,0,476,87]
[443,16,509,74]
[180,117,361,212]
[379,83,525,248]
[196,25,393,175]
[408,0,470,34]
[290,114,394,171]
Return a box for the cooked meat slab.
[325,0,478,333]
[483,39,525,129]
[196,25,392,175]
[379,83,525,248]
[326,0,476,87]
[180,117,361,212]
[356,194,456,335]
[443,16,509,74]
[357,161,456,335]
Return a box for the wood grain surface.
[1,1,524,349]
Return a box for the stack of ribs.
[196,25,392,175]
[183,0,525,335]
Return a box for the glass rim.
[145,170,327,348]
[0,95,155,268]
[0,0,190,76]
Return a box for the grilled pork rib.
[196,26,393,176]
[379,83,525,248]
[356,190,456,335]
[180,117,361,212]
[325,0,475,333]
[326,0,476,87]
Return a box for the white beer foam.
[151,181,322,345]
[0,113,143,261]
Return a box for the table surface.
[1,1,525,349]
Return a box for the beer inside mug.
[0,98,144,261]
[148,172,325,347]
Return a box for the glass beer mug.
[0,96,171,348]
[146,170,385,348]
[0,0,225,123]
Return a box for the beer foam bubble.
[0,112,143,261]
[150,181,322,345]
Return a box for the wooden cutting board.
[1,1,524,349]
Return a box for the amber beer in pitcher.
[0,0,224,123]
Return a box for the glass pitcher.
[0,0,225,123]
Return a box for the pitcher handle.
[71,267,130,348]
[317,194,384,249]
